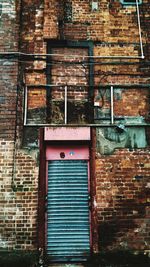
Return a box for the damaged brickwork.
[0,0,38,253]
[0,0,150,263]
[96,148,150,251]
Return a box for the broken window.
[24,86,47,125]
[94,86,150,125]
[95,86,150,154]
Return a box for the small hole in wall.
[60,152,65,159]
[134,175,143,180]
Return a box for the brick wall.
[0,0,19,139]
[96,148,150,251]
[0,140,38,250]
[0,1,38,252]
[22,0,150,126]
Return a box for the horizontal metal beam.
[26,84,150,88]
[0,51,145,59]
[24,123,150,127]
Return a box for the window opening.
[120,0,142,5]
[24,84,90,126]
[24,85,150,127]
[94,86,149,126]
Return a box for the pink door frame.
[45,144,92,251]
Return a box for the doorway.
[46,144,91,262]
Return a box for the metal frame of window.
[94,85,150,126]
[23,84,150,127]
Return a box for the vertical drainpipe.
[46,44,52,123]
[111,85,114,124]
[64,85,67,124]
[38,128,46,263]
[89,42,94,123]
[90,127,99,253]
[89,42,99,252]
[24,85,27,125]
[12,0,23,189]
[136,0,144,59]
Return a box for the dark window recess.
[120,0,142,4]
[0,4,2,17]
[64,0,72,22]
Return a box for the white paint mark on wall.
[0,1,16,19]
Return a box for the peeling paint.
[97,126,147,154]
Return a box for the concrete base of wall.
[48,264,84,267]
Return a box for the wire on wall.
[136,0,144,58]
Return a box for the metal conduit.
[136,0,144,59]
[24,85,28,126]
[24,123,150,127]
[0,51,144,59]
[25,84,150,88]
[110,86,114,125]
[64,85,67,124]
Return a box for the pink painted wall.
[44,127,91,141]
[46,144,89,160]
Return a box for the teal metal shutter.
[47,160,90,262]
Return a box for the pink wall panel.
[46,144,89,160]
[44,127,91,141]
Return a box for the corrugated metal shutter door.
[47,160,90,262]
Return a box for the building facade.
[0,0,150,265]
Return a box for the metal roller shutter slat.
[47,160,90,261]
